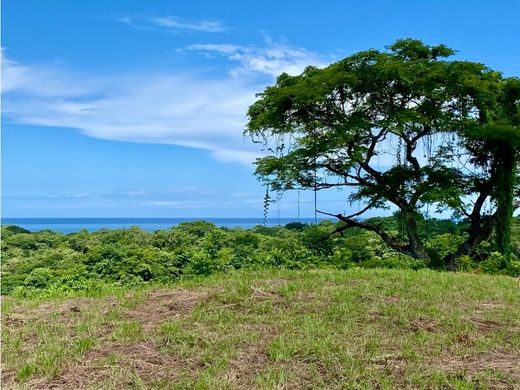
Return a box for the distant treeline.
[2,216,519,297]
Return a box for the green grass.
[2,268,519,389]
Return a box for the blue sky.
[2,0,520,218]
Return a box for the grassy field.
[1,268,519,389]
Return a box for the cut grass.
[1,268,519,389]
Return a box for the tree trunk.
[445,214,494,270]
[403,212,431,264]
[493,145,516,259]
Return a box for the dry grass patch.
[435,349,520,389]
[124,289,211,331]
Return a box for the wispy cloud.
[2,57,259,164]
[116,15,226,33]
[0,49,99,97]
[2,186,220,201]
[1,39,327,165]
[148,16,225,32]
[185,41,325,77]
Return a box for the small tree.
[246,39,519,267]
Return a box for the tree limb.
[316,209,418,258]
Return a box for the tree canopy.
[246,39,520,268]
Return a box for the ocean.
[1,217,327,233]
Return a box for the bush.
[506,258,520,277]
[342,234,378,263]
[358,255,426,270]
[5,233,39,250]
[24,268,54,289]
[331,247,353,269]
[454,255,476,271]
[426,233,464,269]
[478,252,507,274]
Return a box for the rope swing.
[313,127,318,224]
[261,128,319,226]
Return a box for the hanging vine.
[263,184,271,226]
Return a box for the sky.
[2,0,520,218]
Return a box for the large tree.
[246,39,520,267]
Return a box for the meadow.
[2,268,519,389]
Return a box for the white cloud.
[116,15,226,33]
[0,49,98,97]
[148,17,225,32]
[3,186,220,201]
[186,43,242,55]
[1,41,327,165]
[2,61,259,163]
[186,42,325,77]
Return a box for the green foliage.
[23,268,54,289]
[358,256,426,270]
[426,233,465,268]
[1,217,518,297]
[506,259,520,277]
[453,255,475,272]
[4,233,40,250]
[478,252,507,274]
[472,251,520,276]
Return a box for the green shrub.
[330,247,353,269]
[5,233,39,250]
[454,255,476,271]
[478,252,507,274]
[185,250,219,276]
[505,258,520,277]
[426,233,464,269]
[358,255,426,270]
[23,268,54,289]
[342,234,377,263]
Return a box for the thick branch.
[317,209,418,258]
[403,136,422,178]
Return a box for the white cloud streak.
[186,42,326,77]
[116,15,226,33]
[148,17,225,32]
[1,41,326,165]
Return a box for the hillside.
[2,268,519,389]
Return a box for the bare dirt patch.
[477,300,506,310]
[124,289,211,330]
[224,343,270,387]
[470,316,503,332]
[26,341,190,390]
[3,297,102,327]
[436,349,520,386]
[384,296,401,304]
[410,316,438,333]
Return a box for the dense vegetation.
[2,216,519,298]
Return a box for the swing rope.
[297,188,301,222]
[313,127,318,224]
